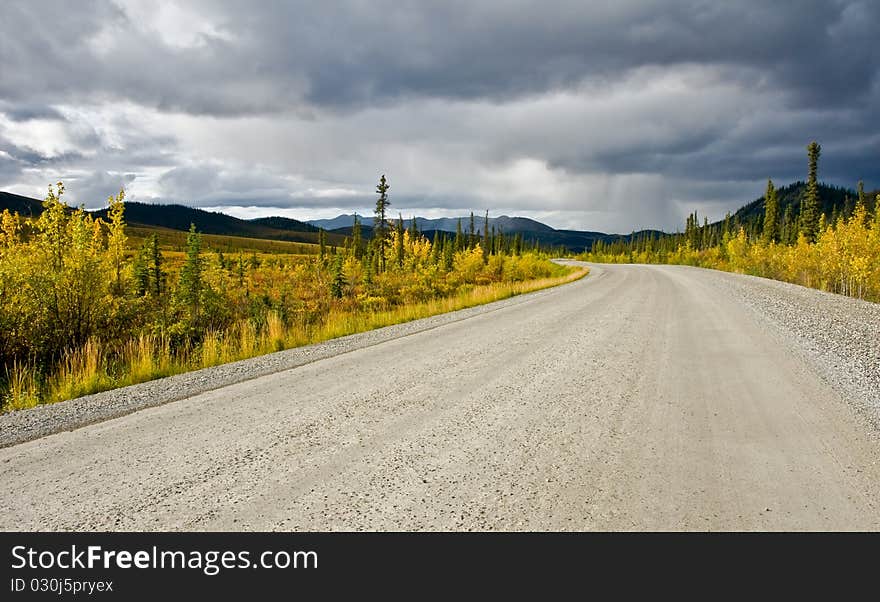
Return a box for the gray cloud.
[0,1,878,231]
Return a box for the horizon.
[2,175,868,236]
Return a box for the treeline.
[582,142,880,302]
[0,177,577,411]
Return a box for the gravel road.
[2,262,879,531]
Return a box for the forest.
[581,142,880,302]
[0,176,584,412]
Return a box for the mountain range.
[307,214,556,234]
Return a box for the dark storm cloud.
[0,1,878,230]
[2,1,877,114]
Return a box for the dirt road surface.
[2,263,878,530]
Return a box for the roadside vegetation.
[580,142,880,302]
[0,177,584,412]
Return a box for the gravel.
[697,268,880,428]
[0,283,569,449]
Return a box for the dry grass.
[2,360,40,412]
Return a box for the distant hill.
[90,202,341,246]
[307,213,371,231]
[730,181,875,229]
[322,214,648,251]
[249,216,319,233]
[0,191,44,216]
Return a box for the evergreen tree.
[762,178,778,244]
[454,218,463,252]
[363,247,374,288]
[482,210,490,262]
[330,254,346,299]
[373,175,390,272]
[800,141,821,242]
[854,181,866,224]
[318,228,327,261]
[236,252,246,290]
[352,215,362,259]
[132,242,150,297]
[147,233,164,297]
[178,223,204,322]
[782,204,795,245]
[395,214,405,268]
[469,211,476,248]
[430,232,442,264]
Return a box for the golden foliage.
[1,183,576,411]
[585,197,880,302]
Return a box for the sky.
[0,1,878,233]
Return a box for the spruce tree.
[363,247,374,288]
[178,223,203,322]
[482,210,490,262]
[147,233,164,297]
[373,175,390,272]
[855,181,866,224]
[133,243,150,297]
[330,254,346,299]
[352,215,362,259]
[318,228,327,261]
[430,232,441,264]
[762,178,778,244]
[236,253,245,289]
[782,204,794,245]
[800,141,821,242]
[395,214,405,268]
[454,218,463,252]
